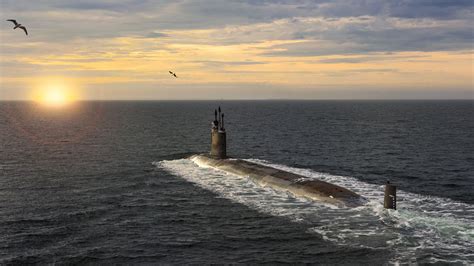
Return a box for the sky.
[0,0,473,100]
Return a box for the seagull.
[169,71,177,78]
[6,19,28,35]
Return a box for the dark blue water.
[1,101,473,264]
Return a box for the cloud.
[193,60,265,67]
[315,54,429,64]
[143,32,169,38]
[1,1,471,56]
[1,0,472,100]
[384,0,473,20]
[256,16,473,56]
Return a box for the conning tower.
[210,106,227,158]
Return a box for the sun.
[36,87,74,107]
[41,89,68,106]
[32,79,79,107]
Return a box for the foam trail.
[155,158,474,264]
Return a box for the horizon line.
[1,99,473,102]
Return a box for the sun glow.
[32,79,79,107]
[40,89,69,106]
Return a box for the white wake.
[154,158,474,264]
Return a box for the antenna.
[222,113,224,129]
[218,106,221,126]
[214,109,217,121]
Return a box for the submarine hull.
[190,154,365,207]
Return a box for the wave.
[155,158,474,264]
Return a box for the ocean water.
[1,100,473,264]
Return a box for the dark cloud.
[243,0,473,20]
[1,0,164,12]
[1,0,472,56]
[316,54,429,64]
[387,0,473,19]
[263,20,473,57]
[55,1,129,11]
[143,32,169,38]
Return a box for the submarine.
[189,107,368,208]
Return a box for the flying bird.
[6,19,28,35]
[169,71,177,78]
